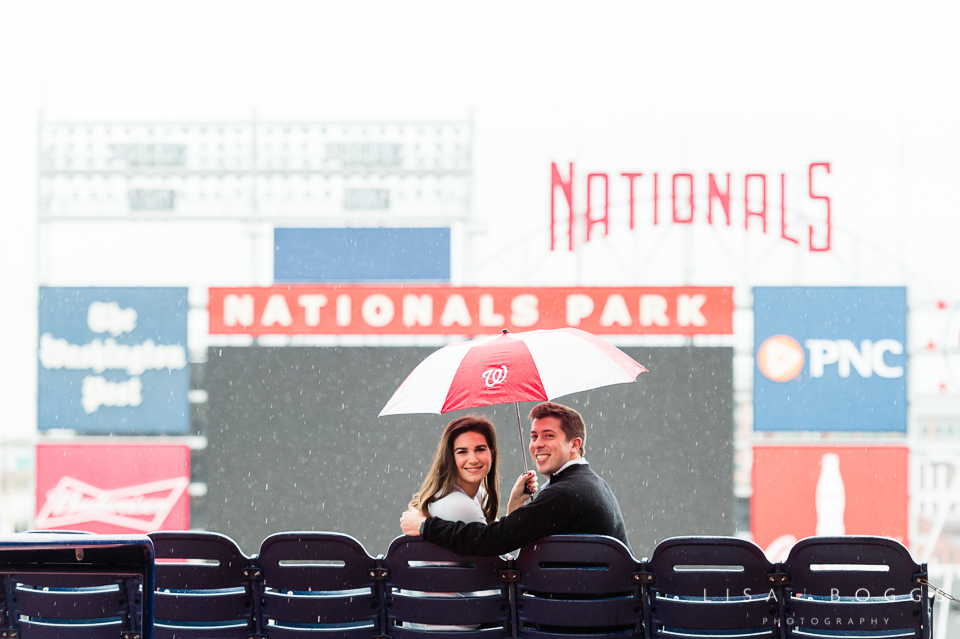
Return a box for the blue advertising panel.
[274,227,450,283]
[38,287,190,434]
[753,287,907,432]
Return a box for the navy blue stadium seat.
[645,536,779,639]
[782,536,931,639]
[256,532,381,638]
[383,536,512,638]
[0,532,154,639]
[149,531,255,639]
[512,535,642,638]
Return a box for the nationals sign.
[208,286,733,336]
[550,162,832,252]
[35,443,190,533]
[752,446,908,562]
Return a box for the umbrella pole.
[515,402,528,473]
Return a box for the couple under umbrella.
[380,327,646,558]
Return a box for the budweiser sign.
[36,476,189,532]
[208,285,733,336]
[35,443,190,534]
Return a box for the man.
[400,401,629,556]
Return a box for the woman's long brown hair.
[410,416,500,523]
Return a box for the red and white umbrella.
[380,327,646,415]
[380,327,647,470]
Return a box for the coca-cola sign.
[751,446,908,562]
[35,443,190,534]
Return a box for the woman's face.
[452,430,492,494]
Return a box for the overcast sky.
[2,1,959,433]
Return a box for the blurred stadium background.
[2,3,960,635]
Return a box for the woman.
[405,415,536,631]
[410,415,501,525]
[411,415,537,524]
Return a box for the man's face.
[529,416,581,476]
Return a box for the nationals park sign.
[208,286,733,336]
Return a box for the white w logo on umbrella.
[482,365,508,388]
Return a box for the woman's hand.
[507,471,539,514]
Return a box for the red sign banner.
[35,443,190,534]
[208,286,733,336]
[751,446,908,562]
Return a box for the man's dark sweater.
[422,462,629,556]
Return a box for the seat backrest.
[149,531,255,639]
[9,573,141,639]
[646,536,779,638]
[256,531,380,639]
[0,532,153,639]
[383,536,512,638]
[513,535,642,638]
[782,536,930,639]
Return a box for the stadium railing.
[0,531,915,639]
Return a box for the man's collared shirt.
[540,457,589,491]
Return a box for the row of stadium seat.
[0,531,934,639]
[151,532,932,639]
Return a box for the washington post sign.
[753,287,907,432]
[38,287,189,434]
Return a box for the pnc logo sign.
[758,336,904,382]
[752,287,907,433]
[757,335,804,382]
[805,339,904,379]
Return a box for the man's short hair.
[528,402,586,456]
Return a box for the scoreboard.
[38,119,472,222]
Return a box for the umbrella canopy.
[380,327,647,416]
